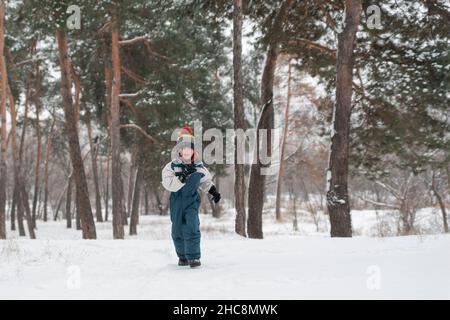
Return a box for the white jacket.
[161,158,214,193]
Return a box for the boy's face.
[180,147,194,161]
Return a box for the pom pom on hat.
[180,124,194,136]
[176,124,195,150]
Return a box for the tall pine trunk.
[0,0,7,239]
[129,163,142,235]
[55,28,96,239]
[104,151,110,222]
[110,1,124,239]
[10,187,16,231]
[8,86,35,238]
[127,145,137,218]
[233,0,247,237]
[87,112,103,222]
[431,172,449,233]
[104,62,112,223]
[66,175,73,228]
[247,46,278,239]
[43,113,56,222]
[247,0,293,239]
[31,59,42,229]
[13,75,31,234]
[326,0,361,237]
[275,59,292,222]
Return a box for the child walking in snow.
[161,125,221,268]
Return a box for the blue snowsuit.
[162,159,214,260]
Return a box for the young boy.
[161,125,221,268]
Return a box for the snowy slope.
[1,234,449,299]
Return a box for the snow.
[1,212,449,299]
[0,234,449,299]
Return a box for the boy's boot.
[178,258,189,266]
[189,259,201,268]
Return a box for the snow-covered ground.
[1,209,449,299]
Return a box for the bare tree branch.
[357,196,399,210]
[120,123,158,144]
[118,35,148,45]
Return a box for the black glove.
[175,165,196,183]
[208,185,221,203]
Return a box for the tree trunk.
[104,151,110,222]
[120,176,128,226]
[247,45,278,239]
[17,192,25,236]
[326,0,361,237]
[129,164,142,235]
[154,190,164,215]
[110,2,124,239]
[87,113,103,222]
[8,84,36,239]
[103,48,112,223]
[431,173,449,233]
[0,0,7,239]
[275,58,292,222]
[233,0,247,237]
[66,175,73,228]
[13,74,31,233]
[31,59,42,229]
[43,113,56,222]
[247,0,293,239]
[127,145,137,217]
[10,186,16,230]
[55,28,96,239]
[18,183,36,239]
[53,183,66,221]
[75,188,81,230]
[144,187,149,215]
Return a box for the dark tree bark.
[275,58,292,222]
[0,0,7,239]
[247,46,278,239]
[75,188,81,230]
[103,46,112,223]
[18,183,36,239]
[14,74,31,236]
[43,113,56,222]
[233,0,247,237]
[326,0,362,237]
[8,84,36,238]
[66,175,73,229]
[120,176,128,226]
[17,192,25,236]
[87,112,103,222]
[431,172,449,233]
[110,1,125,239]
[104,151,110,222]
[31,57,42,229]
[247,0,293,239]
[129,163,142,235]
[56,28,96,239]
[10,186,16,231]
[154,190,164,215]
[144,186,149,215]
[127,145,137,217]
